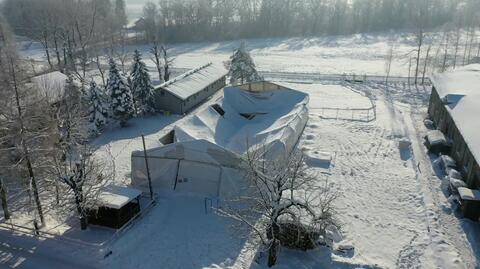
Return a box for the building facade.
[428,65,480,189]
[153,63,227,114]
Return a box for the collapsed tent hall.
[131,81,309,198]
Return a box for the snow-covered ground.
[2,78,479,268]
[4,34,480,268]
[19,32,426,79]
[91,80,478,268]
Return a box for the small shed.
[153,63,227,114]
[458,187,480,221]
[87,185,142,229]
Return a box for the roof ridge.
[158,62,213,89]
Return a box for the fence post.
[141,135,154,200]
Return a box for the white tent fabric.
[174,83,309,159]
[131,82,309,197]
[131,139,243,197]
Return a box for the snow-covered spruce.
[87,81,109,134]
[130,50,155,114]
[229,43,262,85]
[107,58,134,127]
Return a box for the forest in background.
[2,0,480,43]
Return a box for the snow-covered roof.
[431,64,480,164]
[157,63,227,100]
[31,71,68,104]
[98,185,142,209]
[458,187,480,201]
[173,81,309,159]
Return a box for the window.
[211,104,225,116]
[240,113,256,120]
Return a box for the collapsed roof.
[131,82,309,197]
[173,81,309,158]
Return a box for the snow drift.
[131,82,309,197]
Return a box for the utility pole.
[0,178,10,220]
[141,135,154,200]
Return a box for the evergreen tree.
[107,58,133,127]
[130,50,155,114]
[87,81,109,134]
[229,43,262,84]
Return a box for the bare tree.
[162,45,174,82]
[422,44,432,85]
[2,55,51,226]
[217,144,339,267]
[150,42,163,82]
[441,29,450,72]
[384,41,395,84]
[48,144,114,230]
[453,27,462,69]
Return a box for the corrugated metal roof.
[157,63,227,100]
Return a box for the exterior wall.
[182,76,226,113]
[154,75,227,115]
[428,86,480,188]
[153,90,183,114]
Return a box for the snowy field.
[19,32,427,79]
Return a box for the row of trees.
[0,8,161,230]
[0,17,118,231]
[137,0,479,43]
[1,0,130,84]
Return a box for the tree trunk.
[267,238,279,267]
[408,57,412,85]
[414,33,423,85]
[75,191,87,230]
[422,46,431,85]
[0,178,10,220]
[453,31,460,69]
[53,34,62,71]
[10,59,45,225]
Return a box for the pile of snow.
[448,177,467,194]
[434,155,457,175]
[303,149,332,168]
[448,169,463,180]
[426,130,447,147]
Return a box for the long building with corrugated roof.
[153,63,227,114]
[428,64,480,189]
